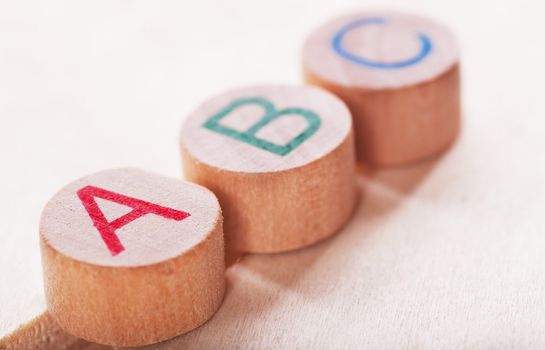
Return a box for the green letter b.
[202,97,321,156]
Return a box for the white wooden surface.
[1,0,545,349]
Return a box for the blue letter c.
[332,17,432,69]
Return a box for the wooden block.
[179,85,357,253]
[302,12,461,166]
[39,168,225,347]
[1,313,81,350]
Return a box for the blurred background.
[1,0,545,348]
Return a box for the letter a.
[77,185,191,256]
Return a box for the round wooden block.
[39,168,225,347]
[302,11,461,166]
[180,85,357,253]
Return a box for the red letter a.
[77,185,191,256]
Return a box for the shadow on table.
[130,148,453,350]
[238,150,448,296]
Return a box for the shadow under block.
[39,168,225,347]
[180,85,357,253]
[302,12,461,166]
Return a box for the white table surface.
[1,0,545,349]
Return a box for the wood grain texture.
[1,313,78,350]
[39,168,225,347]
[3,1,545,349]
[302,12,461,166]
[180,85,358,253]
[0,311,113,350]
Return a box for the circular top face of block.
[302,12,459,89]
[40,168,221,267]
[180,85,352,173]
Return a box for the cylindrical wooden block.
[180,85,357,253]
[302,12,461,166]
[39,168,225,347]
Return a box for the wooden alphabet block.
[39,168,224,347]
[303,12,461,166]
[180,85,357,253]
